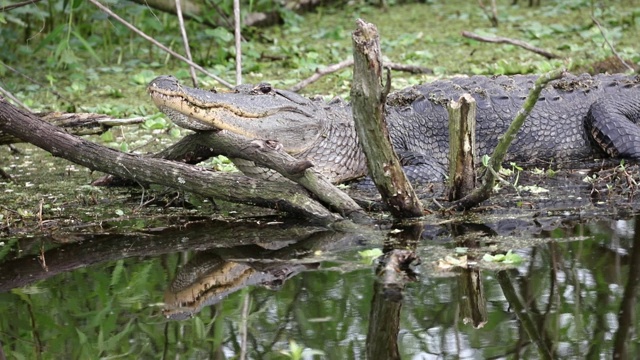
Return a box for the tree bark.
[350,19,423,219]
[194,131,369,221]
[447,94,477,200]
[0,100,338,224]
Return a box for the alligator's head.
[163,252,316,320]
[147,76,326,154]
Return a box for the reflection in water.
[0,216,639,358]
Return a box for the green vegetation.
[2,0,638,114]
[482,249,524,264]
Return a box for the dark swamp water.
[1,204,640,359]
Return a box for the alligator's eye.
[254,83,273,94]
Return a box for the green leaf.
[194,316,206,339]
[131,69,157,85]
[76,328,88,344]
[110,259,124,287]
[483,250,523,264]
[481,154,490,167]
[100,130,114,142]
[205,28,233,42]
[33,24,65,54]
[455,247,468,254]
[71,30,103,64]
[358,248,383,265]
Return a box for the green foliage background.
[1,0,638,116]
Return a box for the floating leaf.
[483,250,523,264]
[358,248,383,265]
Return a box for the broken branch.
[462,31,562,59]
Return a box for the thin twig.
[385,61,433,74]
[0,61,72,103]
[478,0,499,27]
[592,16,634,73]
[239,293,250,360]
[0,85,31,111]
[87,0,232,88]
[0,0,41,12]
[175,0,198,87]
[462,31,562,59]
[234,0,242,85]
[289,58,433,92]
[289,59,353,92]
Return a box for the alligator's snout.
[148,75,180,93]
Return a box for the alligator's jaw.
[148,76,324,154]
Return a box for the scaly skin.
[148,73,640,184]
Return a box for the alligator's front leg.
[396,151,448,184]
[585,92,640,160]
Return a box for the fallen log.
[0,99,340,224]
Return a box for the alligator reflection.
[164,245,322,320]
[1,215,640,358]
[0,219,370,294]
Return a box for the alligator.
[148,73,640,184]
[164,251,316,320]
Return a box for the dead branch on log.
[0,100,339,224]
[592,16,635,73]
[0,112,144,145]
[289,59,433,92]
[462,31,562,59]
[91,129,369,222]
[192,131,368,221]
[351,19,423,219]
[447,94,477,201]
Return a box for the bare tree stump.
[447,94,477,201]
[350,19,423,219]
